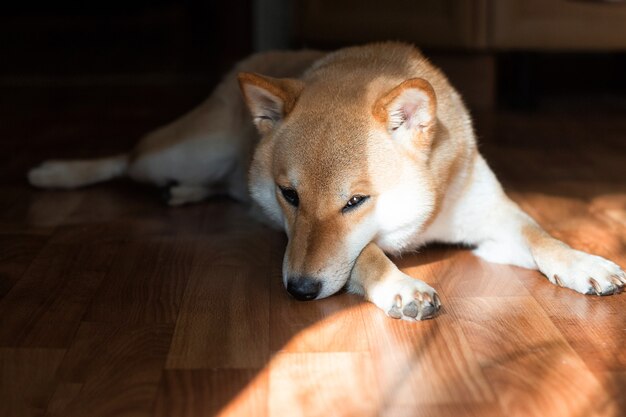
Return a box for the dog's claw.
[587,277,623,295]
[388,295,403,318]
[612,274,626,286]
[423,293,432,304]
[553,274,564,287]
[588,277,603,295]
[610,275,623,289]
[394,294,402,308]
[433,293,441,309]
[410,290,439,320]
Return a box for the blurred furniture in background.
[491,0,626,50]
[295,0,488,49]
[291,0,626,109]
[295,0,626,50]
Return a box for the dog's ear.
[373,78,437,141]
[238,72,304,135]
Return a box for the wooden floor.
[1,83,625,417]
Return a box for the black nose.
[287,277,321,301]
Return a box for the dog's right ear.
[238,72,304,135]
[373,78,437,147]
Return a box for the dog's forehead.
[274,112,374,191]
[270,77,401,194]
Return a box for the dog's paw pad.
[541,249,625,296]
[401,300,419,318]
[372,274,441,321]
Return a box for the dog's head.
[238,71,438,300]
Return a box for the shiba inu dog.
[28,42,625,321]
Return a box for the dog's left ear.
[238,72,304,135]
[373,78,437,141]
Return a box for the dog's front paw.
[539,249,625,296]
[368,272,441,321]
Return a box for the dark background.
[2,0,626,178]
[3,0,626,105]
[1,0,250,80]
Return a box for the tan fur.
[240,43,472,282]
[350,243,396,294]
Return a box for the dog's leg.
[440,156,626,295]
[348,243,441,320]
[473,204,626,295]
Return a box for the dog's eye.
[342,195,369,213]
[279,186,299,207]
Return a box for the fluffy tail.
[28,154,129,189]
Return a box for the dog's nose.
[286,276,321,301]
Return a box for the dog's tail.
[27,153,129,189]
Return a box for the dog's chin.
[315,278,350,299]
[313,260,360,299]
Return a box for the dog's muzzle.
[286,276,321,301]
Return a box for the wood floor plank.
[83,239,196,324]
[0,233,48,300]
[166,249,271,369]
[21,191,85,229]
[46,187,256,240]
[591,192,626,229]
[51,322,173,417]
[361,303,495,407]
[153,369,268,417]
[394,248,530,299]
[269,274,368,353]
[44,383,83,417]
[378,404,504,417]
[601,372,626,416]
[0,187,80,234]
[268,352,380,417]
[451,296,608,417]
[515,268,626,373]
[0,348,66,417]
[511,189,626,261]
[0,241,117,347]
[185,231,285,268]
